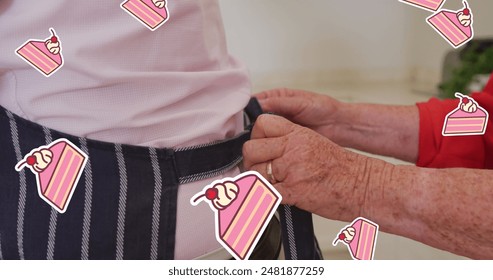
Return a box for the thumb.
[251,114,296,139]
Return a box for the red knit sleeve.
[416,73,493,169]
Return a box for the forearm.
[362,159,493,259]
[327,103,419,163]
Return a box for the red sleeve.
[416,72,493,169]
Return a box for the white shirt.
[0,0,250,259]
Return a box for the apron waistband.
[0,104,251,260]
[0,105,250,186]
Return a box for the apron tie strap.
[245,98,323,260]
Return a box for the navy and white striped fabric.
[0,101,320,260]
[0,107,179,259]
[279,205,323,260]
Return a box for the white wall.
[408,0,493,84]
[218,0,493,260]
[219,0,493,90]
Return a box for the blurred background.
[219,0,493,259]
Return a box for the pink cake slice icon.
[121,0,169,31]
[15,139,88,213]
[427,1,474,48]
[191,171,282,260]
[400,0,446,12]
[16,29,63,77]
[442,93,489,136]
[334,217,379,260]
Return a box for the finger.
[258,97,305,117]
[251,114,296,139]
[242,137,285,169]
[254,88,305,99]
[266,181,294,206]
[248,162,270,183]
[246,157,287,184]
[254,91,273,100]
[254,88,298,100]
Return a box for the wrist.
[359,162,430,241]
[319,99,354,144]
[356,156,395,219]
[323,101,361,148]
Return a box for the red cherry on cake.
[192,186,220,204]
[48,29,58,44]
[462,1,470,16]
[205,187,218,200]
[462,97,470,105]
[26,156,36,166]
[339,233,346,240]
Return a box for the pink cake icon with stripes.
[442,93,489,136]
[15,139,88,213]
[427,1,474,48]
[333,217,379,260]
[121,0,169,31]
[16,29,63,77]
[400,0,446,12]
[191,171,281,260]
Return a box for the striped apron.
[0,101,321,260]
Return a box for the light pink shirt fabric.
[0,0,251,259]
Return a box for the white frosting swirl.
[152,0,166,8]
[342,227,356,243]
[45,39,61,55]
[32,149,53,173]
[212,182,239,210]
[457,11,472,27]
[461,100,478,113]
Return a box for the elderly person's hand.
[243,114,387,222]
[256,88,341,138]
[243,114,493,259]
[256,88,420,163]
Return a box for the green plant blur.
[439,44,493,99]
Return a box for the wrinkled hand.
[243,114,370,221]
[256,88,342,138]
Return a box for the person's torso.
[0,0,251,148]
